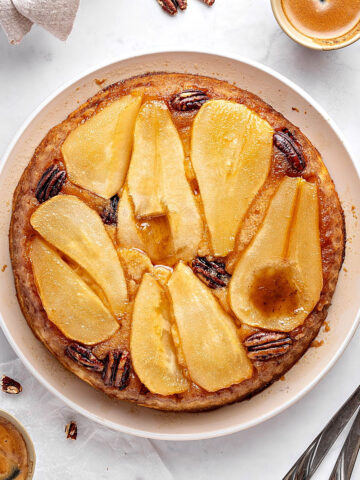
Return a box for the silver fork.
[329,408,360,480]
[283,385,360,480]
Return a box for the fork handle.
[283,385,360,480]
[329,408,360,480]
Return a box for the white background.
[0,1,359,479]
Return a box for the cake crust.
[9,73,345,411]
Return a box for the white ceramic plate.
[0,51,359,441]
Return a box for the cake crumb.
[343,267,348,272]
[95,78,107,87]
[1,264,7,272]
[280,376,286,381]
[311,339,324,348]
[323,321,330,332]
[291,107,299,112]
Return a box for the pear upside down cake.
[10,73,345,412]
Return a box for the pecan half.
[103,350,131,390]
[244,331,292,361]
[191,257,231,289]
[202,0,215,4]
[35,165,67,203]
[65,421,77,440]
[65,343,104,372]
[157,0,187,15]
[101,194,119,225]
[102,351,119,386]
[171,89,209,111]
[273,129,305,173]
[1,375,22,394]
[114,351,131,390]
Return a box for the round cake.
[9,73,345,412]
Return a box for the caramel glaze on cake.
[10,73,345,411]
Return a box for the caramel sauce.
[0,418,28,480]
[282,0,360,40]
[250,266,299,317]
[137,216,175,265]
[94,78,107,87]
[351,205,357,220]
[323,320,331,332]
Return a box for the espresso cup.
[271,0,360,50]
[0,410,36,480]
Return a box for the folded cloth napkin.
[0,358,175,479]
[0,0,80,44]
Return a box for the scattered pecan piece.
[191,257,231,289]
[171,89,209,111]
[35,165,67,203]
[244,331,293,361]
[157,0,187,15]
[273,129,305,173]
[65,421,77,440]
[65,343,104,372]
[103,350,131,390]
[157,0,214,15]
[101,194,119,225]
[1,375,22,394]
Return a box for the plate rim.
[1,49,359,441]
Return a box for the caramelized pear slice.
[131,273,189,395]
[117,247,153,283]
[287,179,323,318]
[229,177,323,332]
[127,101,164,217]
[168,263,252,392]
[30,238,118,345]
[61,95,142,199]
[117,187,147,252]
[127,101,202,261]
[191,100,273,256]
[31,195,127,317]
[153,265,172,285]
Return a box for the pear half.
[126,101,202,262]
[61,95,142,199]
[191,100,273,257]
[30,195,127,318]
[229,177,323,332]
[168,263,253,392]
[131,273,189,395]
[30,237,118,345]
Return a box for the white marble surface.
[0,1,359,478]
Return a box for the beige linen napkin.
[0,0,80,44]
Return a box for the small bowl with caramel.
[271,0,360,50]
[0,411,35,480]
